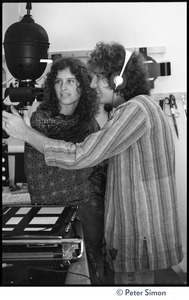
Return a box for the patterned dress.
[24,105,107,284]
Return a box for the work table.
[2,190,91,286]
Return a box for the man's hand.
[3,105,48,153]
[2,105,30,141]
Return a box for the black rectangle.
[8,152,27,184]
[160,62,171,76]
[2,205,77,238]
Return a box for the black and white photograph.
[2,2,187,299]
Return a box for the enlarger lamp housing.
[3,14,50,81]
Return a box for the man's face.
[90,72,114,105]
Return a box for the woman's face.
[54,68,81,114]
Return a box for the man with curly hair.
[3,42,184,285]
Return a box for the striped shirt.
[44,95,183,272]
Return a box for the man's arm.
[2,105,49,153]
[3,101,147,170]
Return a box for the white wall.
[2,2,186,94]
[2,2,187,272]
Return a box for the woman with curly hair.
[24,57,107,284]
[3,42,183,285]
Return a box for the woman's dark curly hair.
[87,42,151,101]
[40,57,99,121]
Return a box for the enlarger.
[2,3,90,286]
[2,1,49,189]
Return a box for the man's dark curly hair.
[40,57,99,121]
[87,42,151,101]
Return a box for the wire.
[2,77,14,85]
[18,3,22,20]
[67,270,91,281]
[36,76,46,82]
[71,223,81,239]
